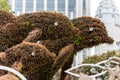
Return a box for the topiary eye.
[31,52,35,56]
[54,22,58,26]
[89,27,94,32]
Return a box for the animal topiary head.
[0,10,15,27]
[71,17,114,51]
[0,42,74,80]
[16,12,79,40]
[0,12,79,52]
[0,42,56,80]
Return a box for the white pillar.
[55,0,58,12]
[65,0,68,16]
[76,0,79,17]
[16,11,20,16]
[89,47,95,56]
[44,0,47,11]
[70,11,74,19]
[76,51,83,65]
[23,0,26,13]
[11,0,15,11]
[86,0,91,16]
[76,0,82,17]
[33,0,36,12]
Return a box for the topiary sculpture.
[32,17,113,80]
[59,16,114,80]
[0,42,74,80]
[72,16,113,50]
[59,17,114,80]
[0,11,114,80]
[16,12,79,40]
[0,10,15,27]
[0,12,79,51]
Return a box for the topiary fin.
[23,28,42,43]
[52,44,74,71]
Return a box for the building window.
[47,0,54,11]
[116,42,120,46]
[15,0,23,12]
[36,0,44,11]
[26,0,33,12]
[68,0,75,11]
[83,49,87,59]
[8,0,12,7]
[82,0,86,16]
[68,0,76,18]
[58,0,65,14]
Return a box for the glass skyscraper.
[9,0,90,18]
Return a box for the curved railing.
[65,57,120,80]
[0,65,27,80]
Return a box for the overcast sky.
[91,0,120,17]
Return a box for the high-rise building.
[9,0,90,18]
[95,0,120,54]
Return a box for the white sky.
[91,0,120,17]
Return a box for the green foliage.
[81,51,120,79]
[31,23,35,27]
[22,22,30,27]
[74,36,83,46]
[47,27,51,33]
[0,0,10,11]
[20,22,30,30]
[83,51,116,64]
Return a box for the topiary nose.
[103,36,114,44]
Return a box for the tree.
[0,0,10,11]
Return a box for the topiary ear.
[52,44,74,71]
[23,28,42,43]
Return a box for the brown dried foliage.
[16,12,79,40]
[0,22,39,51]
[0,12,114,80]
[40,37,76,55]
[0,73,19,80]
[0,42,57,80]
[0,10,15,26]
[71,16,114,51]
[0,12,79,52]
[0,42,75,80]
[60,17,114,80]
[23,28,42,42]
[52,44,74,71]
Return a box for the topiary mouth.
[102,36,114,44]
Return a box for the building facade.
[95,0,120,54]
[9,0,90,18]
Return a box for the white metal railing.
[65,57,120,80]
[0,65,27,80]
[65,64,107,78]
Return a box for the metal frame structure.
[65,57,120,80]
